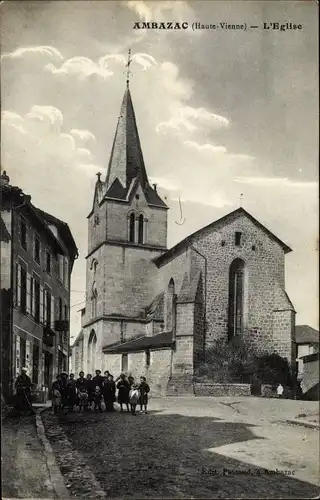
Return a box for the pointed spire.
[105,84,149,190]
[126,48,132,89]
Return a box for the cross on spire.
[96,172,102,182]
[126,49,132,88]
[239,193,243,207]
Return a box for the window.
[235,232,242,246]
[20,268,27,314]
[228,258,245,340]
[45,289,51,326]
[58,254,69,289]
[34,280,40,323]
[59,298,63,320]
[45,251,51,274]
[94,214,100,227]
[34,236,40,263]
[32,344,39,384]
[145,350,150,368]
[29,276,34,316]
[129,213,135,243]
[88,330,97,374]
[20,216,27,250]
[121,354,128,373]
[138,214,144,244]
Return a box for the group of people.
[52,370,150,416]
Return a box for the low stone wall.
[194,383,251,397]
[260,384,275,398]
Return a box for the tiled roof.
[103,331,174,353]
[154,207,292,267]
[295,325,319,344]
[35,206,78,257]
[103,87,167,209]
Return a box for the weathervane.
[96,172,102,182]
[239,193,243,207]
[126,48,133,88]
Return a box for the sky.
[1,1,318,340]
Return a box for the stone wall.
[188,211,293,362]
[194,383,251,397]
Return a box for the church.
[71,81,296,395]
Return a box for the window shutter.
[40,285,44,323]
[26,273,31,314]
[16,264,21,307]
[26,340,31,372]
[51,295,55,329]
[64,257,69,289]
[32,277,36,316]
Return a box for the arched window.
[129,213,135,243]
[166,278,176,334]
[228,259,245,340]
[88,329,97,374]
[138,214,144,244]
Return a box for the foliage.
[195,337,293,387]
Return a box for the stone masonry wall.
[105,183,167,248]
[194,383,251,397]
[189,212,292,361]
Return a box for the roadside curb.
[35,408,71,499]
[285,418,320,430]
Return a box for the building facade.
[0,171,78,402]
[72,84,296,395]
[294,325,319,380]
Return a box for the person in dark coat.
[86,374,94,409]
[59,372,68,410]
[65,373,77,412]
[117,374,130,412]
[14,368,34,415]
[138,376,150,414]
[103,374,116,412]
[76,372,88,410]
[128,375,135,388]
[92,370,104,391]
[52,375,62,414]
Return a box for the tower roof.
[103,86,167,209]
[105,87,148,190]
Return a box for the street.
[39,397,319,499]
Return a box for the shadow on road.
[42,409,319,499]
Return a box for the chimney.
[153,183,157,192]
[0,170,10,186]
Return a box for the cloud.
[184,141,228,154]
[1,106,100,176]
[1,45,63,61]
[126,1,192,22]
[44,51,156,80]
[157,104,229,136]
[71,129,96,144]
[45,56,114,80]
[233,176,318,189]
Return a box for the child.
[51,375,62,414]
[277,383,284,398]
[129,383,140,415]
[138,376,150,414]
[93,385,103,412]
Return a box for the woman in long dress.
[116,374,130,412]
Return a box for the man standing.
[14,368,34,415]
